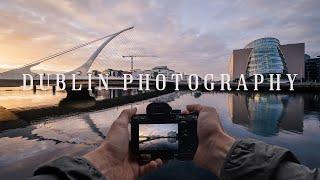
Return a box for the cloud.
[0,0,319,75]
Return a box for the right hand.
[185,104,235,177]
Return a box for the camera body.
[131,103,198,161]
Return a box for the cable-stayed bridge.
[0,26,176,98]
[0,27,133,80]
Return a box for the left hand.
[84,107,163,180]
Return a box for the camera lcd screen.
[139,123,178,151]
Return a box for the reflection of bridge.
[139,136,177,144]
[139,131,177,144]
[0,26,174,98]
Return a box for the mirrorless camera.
[131,103,198,161]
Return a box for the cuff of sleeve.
[220,138,299,180]
[34,156,105,180]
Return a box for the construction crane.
[122,55,157,72]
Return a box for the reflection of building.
[280,95,304,133]
[305,55,320,82]
[228,93,303,136]
[247,94,286,135]
[152,92,184,103]
[95,89,124,99]
[303,94,320,112]
[229,37,305,80]
[193,91,202,98]
[228,93,250,126]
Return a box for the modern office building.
[229,37,305,81]
[305,56,320,82]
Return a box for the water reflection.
[0,114,103,146]
[228,93,305,136]
[59,89,140,109]
[247,94,288,136]
[0,91,320,180]
[0,89,66,109]
[304,94,320,112]
[0,88,164,131]
[95,88,140,100]
[82,114,106,139]
[152,91,187,103]
[0,88,144,111]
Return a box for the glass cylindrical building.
[245,37,288,79]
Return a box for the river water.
[0,90,319,179]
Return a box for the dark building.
[305,56,320,82]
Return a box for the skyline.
[0,0,319,76]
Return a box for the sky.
[0,0,319,76]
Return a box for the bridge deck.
[0,77,176,87]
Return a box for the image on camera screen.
[139,124,178,151]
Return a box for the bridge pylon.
[0,26,134,80]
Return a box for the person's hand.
[185,104,235,177]
[83,108,163,180]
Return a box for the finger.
[118,107,137,120]
[181,110,189,114]
[186,104,203,112]
[113,107,137,128]
[139,160,159,176]
[154,158,163,167]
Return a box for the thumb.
[113,107,137,128]
[186,104,203,113]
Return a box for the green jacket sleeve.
[28,156,105,180]
[220,139,320,180]
[29,139,320,180]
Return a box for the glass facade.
[245,37,288,79]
